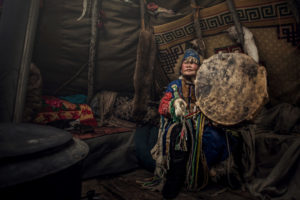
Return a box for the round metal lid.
[0,123,89,188]
[195,53,269,125]
[0,123,72,160]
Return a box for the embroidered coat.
[158,78,198,119]
[151,77,232,191]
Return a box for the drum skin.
[195,52,269,126]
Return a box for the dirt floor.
[81,168,257,200]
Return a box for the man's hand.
[174,98,187,117]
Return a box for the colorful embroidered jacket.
[153,77,233,191]
[159,79,182,117]
[158,78,198,119]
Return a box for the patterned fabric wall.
[153,0,300,105]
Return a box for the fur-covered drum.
[195,52,268,125]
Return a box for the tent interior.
[0,0,299,199]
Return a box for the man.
[148,48,230,199]
[158,48,200,118]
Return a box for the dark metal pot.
[0,123,89,200]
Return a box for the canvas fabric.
[33,0,299,106]
[34,0,140,95]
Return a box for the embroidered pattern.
[277,23,300,47]
[153,0,297,81]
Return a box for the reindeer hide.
[133,30,157,121]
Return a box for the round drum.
[195,52,268,126]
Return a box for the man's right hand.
[174,98,187,117]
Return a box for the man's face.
[181,60,199,77]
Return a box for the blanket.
[33,96,97,127]
[236,103,300,200]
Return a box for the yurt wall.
[0,0,299,122]
[33,0,299,106]
[33,0,140,96]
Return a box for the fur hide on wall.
[226,26,259,63]
[133,30,157,121]
[23,63,43,122]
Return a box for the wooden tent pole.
[12,0,40,122]
[226,0,245,51]
[140,0,145,30]
[87,0,99,103]
[191,0,206,58]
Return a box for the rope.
[190,114,201,187]
[54,63,87,95]
[197,113,209,190]
[184,110,201,119]
[194,114,203,184]
[225,132,234,188]
[185,119,195,189]
[191,0,206,57]
[187,113,209,191]
[87,0,100,102]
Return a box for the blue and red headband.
[183,48,200,63]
